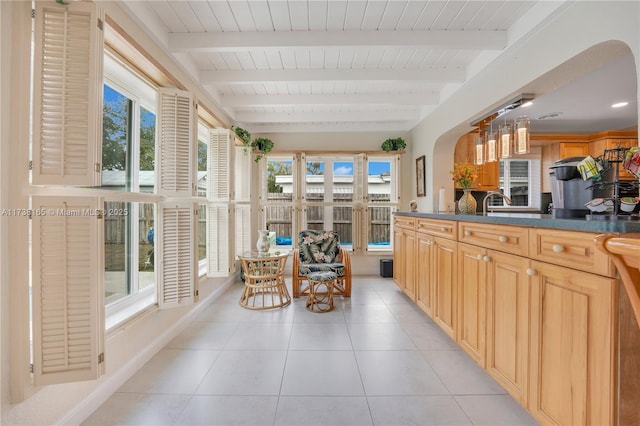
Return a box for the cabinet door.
[477,161,499,191]
[433,237,458,339]
[403,230,416,301]
[457,243,486,366]
[529,261,615,426]
[393,229,405,291]
[559,142,590,158]
[485,250,529,405]
[607,138,638,180]
[416,234,435,317]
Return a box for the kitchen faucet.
[482,191,512,215]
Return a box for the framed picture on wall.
[416,155,426,197]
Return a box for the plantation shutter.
[234,146,252,202]
[32,1,104,186]
[353,154,367,203]
[235,204,251,257]
[32,196,103,385]
[157,88,196,197]
[353,154,367,254]
[207,203,231,277]
[158,202,196,307]
[208,129,232,201]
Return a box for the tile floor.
[83,276,539,426]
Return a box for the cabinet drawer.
[394,216,416,229]
[416,218,457,239]
[458,222,528,257]
[529,229,615,277]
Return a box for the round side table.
[238,251,291,310]
[305,271,337,313]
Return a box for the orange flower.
[449,162,478,188]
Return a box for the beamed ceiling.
[118,1,567,133]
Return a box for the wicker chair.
[291,230,351,298]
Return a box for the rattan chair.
[291,230,351,298]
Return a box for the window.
[262,153,398,253]
[102,53,158,314]
[489,148,541,209]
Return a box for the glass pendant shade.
[514,116,530,154]
[485,130,498,162]
[474,135,485,165]
[499,122,512,158]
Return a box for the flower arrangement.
[450,162,478,189]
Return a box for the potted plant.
[381,137,406,152]
[251,137,274,162]
[233,126,252,152]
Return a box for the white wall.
[410,1,640,213]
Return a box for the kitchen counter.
[394,211,640,233]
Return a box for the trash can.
[380,259,393,278]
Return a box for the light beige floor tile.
[455,395,539,425]
[422,350,506,395]
[118,348,219,394]
[166,320,237,350]
[176,395,279,425]
[281,351,365,396]
[343,303,397,323]
[225,322,293,350]
[356,350,448,396]
[386,302,434,323]
[400,322,460,351]
[81,393,189,426]
[348,322,417,350]
[289,322,352,350]
[195,350,287,395]
[368,395,472,426]
[274,396,373,426]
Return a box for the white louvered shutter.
[353,154,367,203]
[207,203,230,277]
[158,202,196,307]
[32,1,104,186]
[234,146,251,202]
[208,129,231,201]
[157,88,196,197]
[32,196,103,385]
[353,154,367,254]
[235,204,251,257]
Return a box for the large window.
[102,53,158,314]
[262,154,398,252]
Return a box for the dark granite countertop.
[394,211,640,233]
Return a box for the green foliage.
[197,141,207,171]
[234,126,251,145]
[102,97,127,170]
[381,137,406,152]
[139,107,155,171]
[306,162,323,175]
[251,137,274,162]
[267,161,292,193]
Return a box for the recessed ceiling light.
[612,102,628,108]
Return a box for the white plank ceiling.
[118,0,552,133]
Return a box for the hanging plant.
[381,137,407,152]
[233,126,252,153]
[251,137,274,162]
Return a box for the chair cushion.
[307,271,337,282]
[299,262,345,277]
[298,230,341,264]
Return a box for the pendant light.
[474,134,485,165]
[514,116,530,154]
[499,121,512,159]
[485,122,498,163]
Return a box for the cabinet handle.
[498,235,508,243]
[464,230,472,236]
[552,244,565,253]
[476,254,483,260]
[441,227,447,232]
[526,268,537,276]
[483,255,491,262]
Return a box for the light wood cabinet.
[559,142,590,158]
[485,249,530,405]
[432,237,458,339]
[457,243,487,366]
[529,261,616,426]
[393,214,625,426]
[416,233,435,317]
[454,132,499,191]
[393,225,416,301]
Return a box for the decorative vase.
[458,189,477,215]
[256,230,270,253]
